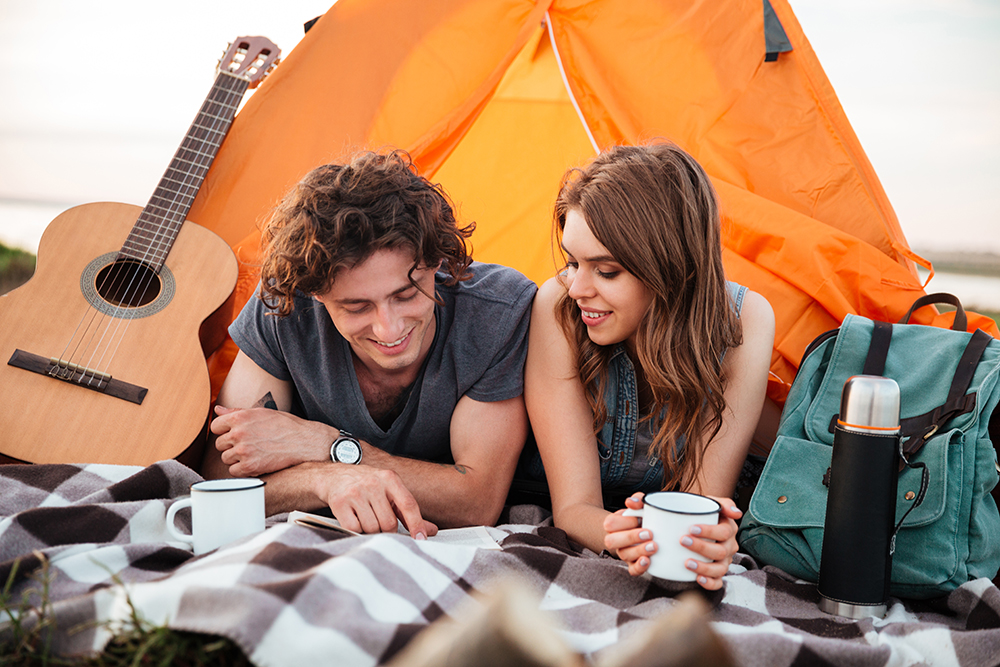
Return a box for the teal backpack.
[739,294,1000,599]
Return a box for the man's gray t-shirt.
[229,262,537,464]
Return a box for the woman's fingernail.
[698,576,708,585]
[731,506,740,513]
[686,559,699,571]
[639,530,650,541]
[639,557,649,567]
[690,525,702,535]
[645,542,656,552]
[681,536,693,546]
[415,532,426,541]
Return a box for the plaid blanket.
[1,461,998,666]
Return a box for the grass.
[0,242,35,295]
[0,555,251,667]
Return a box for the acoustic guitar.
[0,37,279,466]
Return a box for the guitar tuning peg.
[216,42,232,69]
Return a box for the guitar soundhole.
[81,253,174,320]
[95,259,161,308]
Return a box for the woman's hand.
[602,493,742,591]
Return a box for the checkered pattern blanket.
[2,460,998,666]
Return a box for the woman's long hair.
[554,142,743,491]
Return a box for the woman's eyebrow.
[561,244,618,264]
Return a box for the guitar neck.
[119,71,249,271]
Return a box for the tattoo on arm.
[253,392,278,410]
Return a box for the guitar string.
[85,75,243,381]
[85,74,244,383]
[55,68,246,386]
[60,75,237,384]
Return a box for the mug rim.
[191,478,265,493]
[643,491,720,515]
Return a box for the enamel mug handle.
[622,507,644,519]
[165,497,194,545]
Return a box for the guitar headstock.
[219,36,281,88]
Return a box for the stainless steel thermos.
[818,375,901,619]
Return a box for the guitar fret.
[124,232,172,249]
[188,122,229,138]
[146,191,198,210]
[117,67,253,264]
[193,110,234,124]
[132,216,182,232]
[122,241,171,258]
[151,184,200,201]
[125,237,176,254]
[134,215,184,233]
[119,245,169,263]
[153,177,203,195]
[148,196,197,213]
[173,146,220,163]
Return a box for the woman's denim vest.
[523,282,747,498]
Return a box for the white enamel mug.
[166,478,266,555]
[622,491,721,581]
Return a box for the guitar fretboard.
[119,71,249,271]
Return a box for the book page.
[287,510,502,549]
[426,525,502,550]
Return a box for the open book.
[287,510,502,550]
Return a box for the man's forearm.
[352,445,512,528]
[259,463,327,516]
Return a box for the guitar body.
[0,202,238,465]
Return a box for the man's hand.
[277,462,438,539]
[211,405,332,477]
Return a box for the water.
[918,271,1000,313]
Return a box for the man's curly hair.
[258,149,475,316]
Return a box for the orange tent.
[187,0,996,408]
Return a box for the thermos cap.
[840,375,900,430]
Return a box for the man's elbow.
[445,483,509,528]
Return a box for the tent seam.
[545,11,599,154]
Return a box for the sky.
[0,0,998,257]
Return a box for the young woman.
[524,143,775,590]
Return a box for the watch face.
[334,439,362,464]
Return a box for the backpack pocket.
[739,435,830,582]
[740,430,957,596]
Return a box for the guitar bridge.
[8,349,147,405]
[48,357,112,387]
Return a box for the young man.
[202,150,536,539]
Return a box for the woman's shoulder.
[733,288,775,355]
[739,289,774,326]
[532,275,568,319]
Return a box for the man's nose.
[372,304,405,342]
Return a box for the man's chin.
[364,346,420,374]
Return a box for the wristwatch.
[330,430,362,465]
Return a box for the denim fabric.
[521,282,748,499]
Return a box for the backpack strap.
[862,320,893,376]
[898,328,992,462]
[826,320,893,433]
